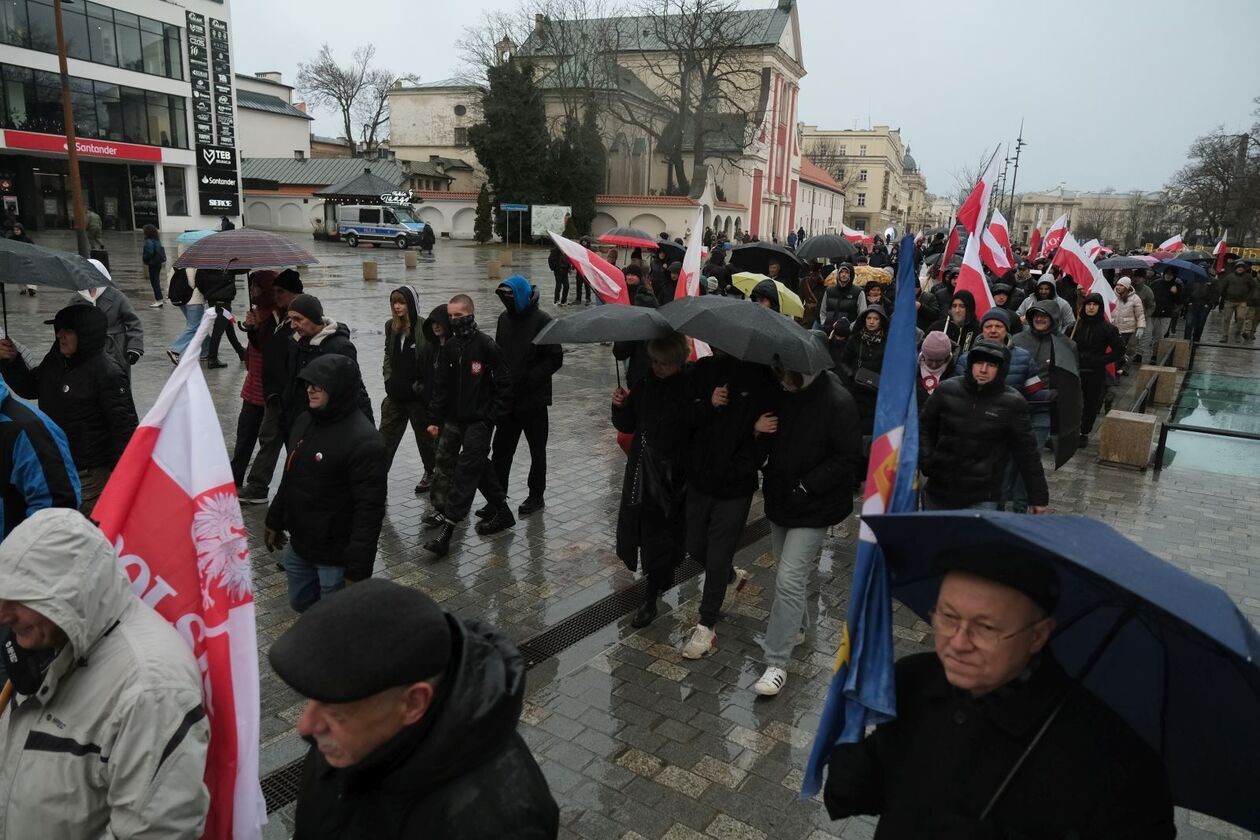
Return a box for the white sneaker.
[727,566,749,593]
[681,625,717,660]
[753,666,788,697]
[148,301,164,308]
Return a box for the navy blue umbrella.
[1155,258,1209,282]
[864,511,1260,833]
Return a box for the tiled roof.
[520,6,789,54]
[799,157,845,193]
[315,168,407,198]
[596,194,697,206]
[237,89,313,120]
[240,157,405,188]
[536,60,659,104]
[415,191,480,200]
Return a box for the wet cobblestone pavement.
[15,230,1259,839]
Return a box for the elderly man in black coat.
[824,550,1174,839]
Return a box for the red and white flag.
[1028,226,1042,262]
[956,226,997,314]
[956,149,1001,236]
[1214,231,1229,274]
[840,223,874,248]
[675,208,711,360]
[550,231,630,305]
[980,209,1014,276]
[1052,233,1118,319]
[1081,238,1104,260]
[1157,232,1185,253]
[1040,213,1069,257]
[938,223,960,281]
[94,310,266,840]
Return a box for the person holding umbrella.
[823,547,1174,838]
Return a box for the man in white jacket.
[0,508,209,838]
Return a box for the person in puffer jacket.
[1112,278,1146,370]
[920,340,1048,512]
[380,285,434,492]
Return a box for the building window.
[858,169,867,183]
[0,0,182,80]
[857,193,866,207]
[0,62,188,149]
[859,144,867,156]
[163,165,187,215]
[454,104,466,116]
[294,150,305,159]
[453,126,468,146]
[838,145,846,156]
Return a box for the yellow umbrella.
[854,264,893,288]
[731,271,805,318]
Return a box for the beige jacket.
[0,509,209,838]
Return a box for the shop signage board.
[2,130,163,163]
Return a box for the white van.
[336,204,425,248]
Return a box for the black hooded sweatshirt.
[927,289,979,350]
[1071,293,1124,372]
[495,281,563,414]
[2,305,137,469]
[267,354,387,581]
[382,285,424,402]
[415,304,449,408]
[291,613,560,839]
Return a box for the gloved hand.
[126,350,141,366]
[264,527,287,553]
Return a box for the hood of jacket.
[1025,299,1059,333]
[1079,292,1105,322]
[752,278,781,312]
[347,614,526,794]
[963,339,1011,395]
[300,318,348,348]
[393,285,420,327]
[856,303,889,332]
[834,262,855,286]
[297,353,362,423]
[1034,279,1059,300]
[50,304,109,362]
[498,275,535,315]
[422,304,449,346]
[0,508,132,662]
[951,290,978,323]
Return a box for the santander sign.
[3,129,163,163]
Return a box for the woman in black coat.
[839,304,889,437]
[612,332,691,628]
[928,289,980,352]
[1071,292,1124,444]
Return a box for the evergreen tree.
[545,101,606,236]
[473,182,493,243]
[468,60,548,242]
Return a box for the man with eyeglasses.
[823,550,1174,839]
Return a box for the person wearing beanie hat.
[1112,277,1146,370]
[920,337,1048,513]
[916,330,955,409]
[825,545,1174,838]
[270,579,560,837]
[280,293,374,438]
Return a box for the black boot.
[206,357,228,369]
[475,504,515,536]
[422,520,455,557]
[474,503,493,519]
[518,495,545,515]
[631,592,658,628]
[421,512,446,529]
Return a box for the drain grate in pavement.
[260,515,771,813]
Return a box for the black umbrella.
[924,252,945,268]
[729,242,805,289]
[1095,256,1153,271]
[652,238,686,261]
[660,295,831,375]
[1176,251,1213,263]
[532,304,672,344]
[795,234,858,262]
[0,238,115,332]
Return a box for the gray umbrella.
[0,238,115,332]
[1095,256,1153,271]
[660,295,832,375]
[532,304,672,344]
[795,233,858,262]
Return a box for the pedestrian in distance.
[490,276,562,517]
[265,354,388,612]
[752,362,861,697]
[379,286,436,493]
[269,579,559,839]
[196,269,245,369]
[0,509,210,837]
[919,340,1048,514]
[1181,270,1219,343]
[85,206,104,250]
[0,305,137,516]
[1218,260,1256,343]
[166,267,204,364]
[421,294,515,559]
[548,243,571,306]
[612,333,692,628]
[140,223,166,306]
[824,548,1174,839]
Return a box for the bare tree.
[950,152,991,207]
[803,137,861,193]
[1164,127,1260,243]
[1071,205,1115,243]
[356,67,420,156]
[297,44,416,155]
[609,0,767,196]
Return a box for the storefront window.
[163,166,187,216]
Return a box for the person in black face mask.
[422,294,515,558]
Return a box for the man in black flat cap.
[824,550,1174,839]
[269,579,559,839]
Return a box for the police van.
[336,203,426,249]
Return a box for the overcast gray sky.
[233,0,1259,196]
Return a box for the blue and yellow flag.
[802,234,920,798]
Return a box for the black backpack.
[194,269,236,303]
[168,268,193,305]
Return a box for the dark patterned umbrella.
[597,227,659,250]
[173,229,318,270]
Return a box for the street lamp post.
[52,0,91,259]
[1006,119,1027,223]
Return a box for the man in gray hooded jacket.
[0,508,209,837]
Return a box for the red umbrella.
[597,227,659,250]
[173,229,318,271]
